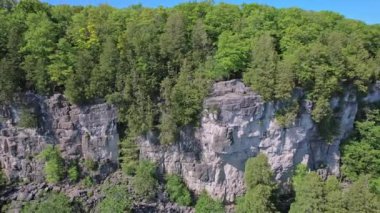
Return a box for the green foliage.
[169,68,209,127]
[275,101,299,128]
[0,167,7,188]
[22,193,72,213]
[237,153,277,213]
[96,185,132,213]
[0,2,378,153]
[195,191,224,213]
[132,160,158,200]
[290,171,326,213]
[165,174,192,206]
[343,175,380,213]
[341,109,380,181]
[84,157,98,171]
[82,176,94,187]
[290,165,380,213]
[243,33,280,100]
[18,108,37,128]
[213,31,249,79]
[68,163,79,182]
[244,153,274,189]
[38,145,65,184]
[119,137,139,175]
[236,184,276,213]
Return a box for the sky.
[43,0,380,25]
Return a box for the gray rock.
[139,80,368,202]
[0,93,119,184]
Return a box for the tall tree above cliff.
[243,33,279,100]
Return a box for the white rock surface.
[139,80,360,202]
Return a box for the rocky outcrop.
[139,80,362,202]
[0,93,119,183]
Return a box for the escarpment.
[0,93,119,184]
[139,79,379,202]
[0,80,379,209]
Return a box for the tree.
[38,146,65,184]
[289,170,325,213]
[191,19,211,63]
[204,3,241,40]
[0,0,17,10]
[213,31,249,79]
[243,33,279,100]
[170,66,209,127]
[160,11,187,69]
[165,174,192,206]
[341,109,380,181]
[343,176,380,212]
[119,137,139,175]
[88,37,119,98]
[324,176,345,213]
[237,153,277,213]
[244,153,274,188]
[64,49,95,104]
[21,11,57,94]
[195,191,224,213]
[236,184,276,213]
[47,38,75,88]
[132,160,158,200]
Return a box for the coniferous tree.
[243,33,279,100]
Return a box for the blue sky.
[43,0,380,25]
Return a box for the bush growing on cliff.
[120,137,139,175]
[0,167,7,189]
[132,160,158,200]
[38,146,65,184]
[84,157,98,171]
[195,191,224,213]
[68,163,79,183]
[165,174,192,206]
[18,108,37,128]
[22,192,72,213]
[96,185,132,213]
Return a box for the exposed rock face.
[0,93,118,183]
[139,80,360,202]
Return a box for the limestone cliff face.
[139,80,369,202]
[0,93,118,183]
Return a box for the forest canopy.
[0,0,379,145]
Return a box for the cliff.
[139,79,379,202]
[0,93,119,208]
[1,80,379,211]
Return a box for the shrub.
[132,160,158,200]
[0,168,7,188]
[275,101,299,128]
[165,174,192,206]
[84,157,98,171]
[68,164,79,182]
[83,176,93,187]
[96,185,131,213]
[120,137,139,175]
[22,193,72,213]
[38,146,65,184]
[18,108,37,128]
[195,191,224,213]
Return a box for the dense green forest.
[0,0,380,212]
